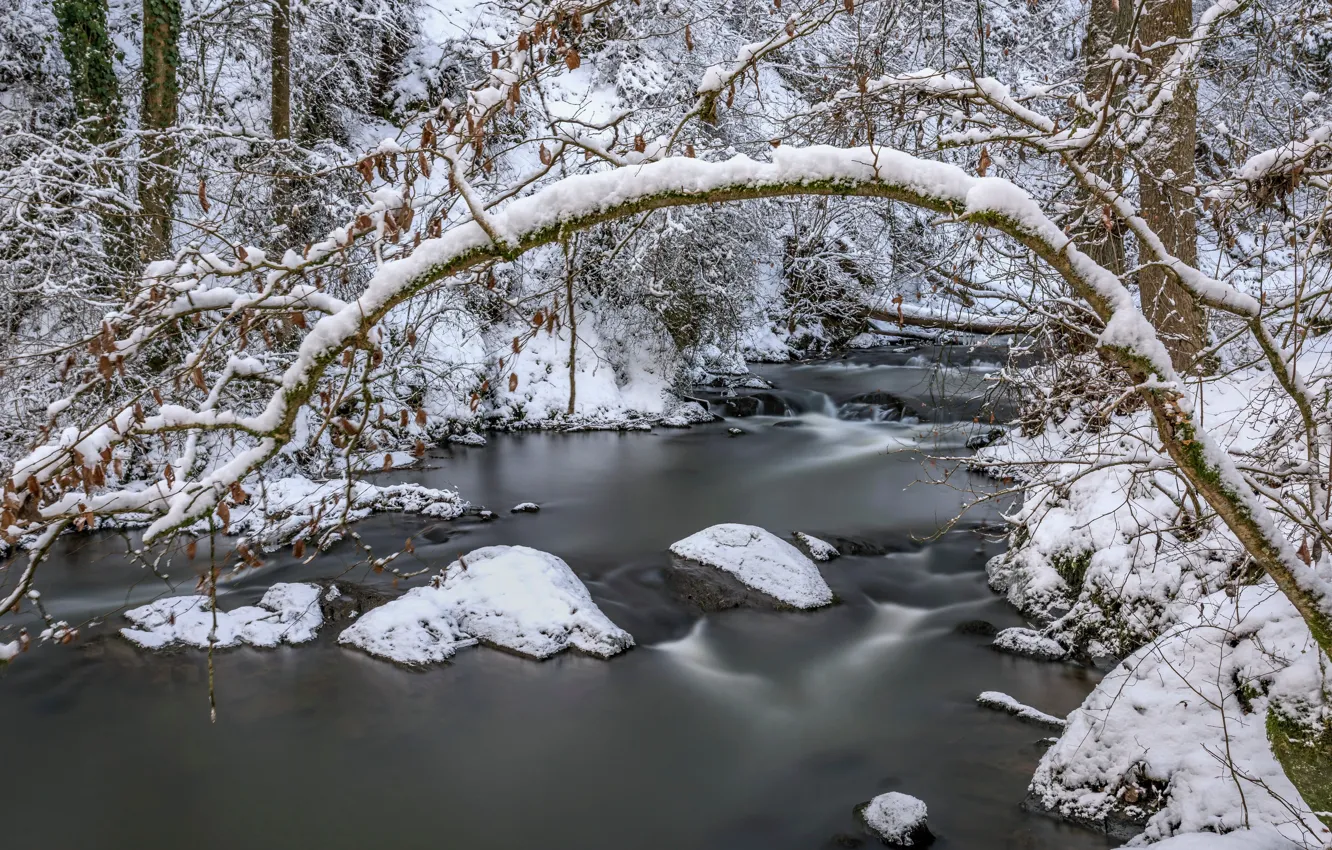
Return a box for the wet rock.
[992,627,1067,661]
[794,532,840,562]
[965,428,1006,451]
[857,792,933,847]
[670,523,834,609]
[953,619,999,637]
[722,395,760,417]
[665,559,784,612]
[826,834,866,848]
[318,581,391,625]
[727,427,745,437]
[837,392,918,423]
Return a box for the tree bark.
[271,0,291,141]
[138,0,181,262]
[54,0,137,286]
[1137,0,1206,371]
[1078,0,1132,277]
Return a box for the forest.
[1,0,1331,847]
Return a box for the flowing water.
[0,344,1116,849]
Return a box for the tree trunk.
[54,0,137,287]
[138,0,181,262]
[1137,0,1206,371]
[271,0,291,141]
[1078,0,1132,277]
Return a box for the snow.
[1030,583,1328,845]
[860,792,931,846]
[977,691,1066,728]
[1149,826,1302,849]
[338,586,477,665]
[0,640,18,662]
[992,627,1066,660]
[670,523,834,609]
[794,532,839,561]
[448,432,487,446]
[510,502,540,513]
[223,476,467,550]
[121,583,324,650]
[339,546,633,663]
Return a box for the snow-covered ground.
[976,357,1332,846]
[1031,583,1327,845]
[121,582,324,649]
[670,523,834,608]
[339,545,633,663]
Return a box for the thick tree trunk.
[1078,0,1132,277]
[271,0,291,141]
[54,0,137,287]
[138,0,181,262]
[1137,0,1206,371]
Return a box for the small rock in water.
[976,690,1066,728]
[794,532,840,562]
[953,619,998,637]
[992,627,1067,660]
[858,792,933,847]
[727,427,745,437]
[510,502,540,513]
[965,428,1006,450]
[660,401,715,427]
[448,432,487,447]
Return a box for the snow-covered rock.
[977,691,1066,728]
[659,401,715,428]
[448,432,487,446]
[338,585,478,664]
[794,532,839,562]
[1030,583,1326,845]
[223,476,466,550]
[339,545,633,664]
[510,502,540,513]
[669,523,834,609]
[992,627,1066,660]
[0,640,18,662]
[859,792,933,846]
[121,582,324,650]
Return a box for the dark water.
[0,344,1116,850]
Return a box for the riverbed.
[0,344,1116,849]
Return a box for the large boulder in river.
[858,792,933,847]
[669,524,834,609]
[339,545,634,664]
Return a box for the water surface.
[0,344,1115,849]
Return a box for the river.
[0,344,1116,849]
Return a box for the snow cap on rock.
[670,523,833,609]
[860,792,932,847]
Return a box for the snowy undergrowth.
[1031,583,1330,846]
[976,353,1332,845]
[977,368,1278,661]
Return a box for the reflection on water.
[0,345,1116,850]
